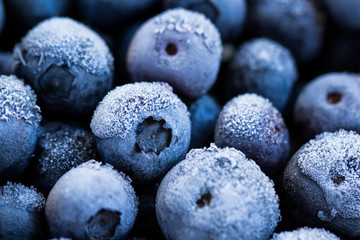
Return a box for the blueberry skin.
[0,75,41,182]
[227,38,298,111]
[283,130,360,238]
[294,72,360,140]
[323,0,360,30]
[4,0,69,28]
[91,82,191,182]
[46,160,138,240]
[270,227,340,240]
[14,17,114,116]
[30,122,97,195]
[0,52,15,75]
[0,182,46,240]
[127,8,222,100]
[156,144,280,240]
[215,93,290,176]
[163,0,247,41]
[189,94,221,149]
[247,0,324,63]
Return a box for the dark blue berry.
[323,0,360,30]
[0,52,15,75]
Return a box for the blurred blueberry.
[0,52,15,75]
[323,0,360,30]
[156,144,280,240]
[215,93,290,176]
[189,94,221,149]
[127,8,222,100]
[283,130,360,239]
[227,38,298,111]
[46,160,138,240]
[163,0,247,41]
[0,182,46,240]
[0,75,41,182]
[271,227,340,240]
[91,82,191,182]
[0,0,5,34]
[247,0,324,63]
[294,72,360,140]
[14,17,114,116]
[29,122,98,195]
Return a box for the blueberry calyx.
[196,191,212,208]
[327,92,342,105]
[87,209,121,240]
[165,43,178,56]
[135,117,172,155]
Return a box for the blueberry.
[227,38,298,111]
[283,130,360,238]
[29,122,98,195]
[0,52,15,75]
[323,0,360,30]
[156,144,280,239]
[0,75,41,182]
[127,8,222,100]
[294,72,360,140]
[91,82,191,182]
[271,227,340,240]
[163,0,247,41]
[0,182,46,240]
[189,94,221,149]
[45,160,138,240]
[247,0,324,62]
[0,0,5,34]
[14,17,114,115]
[215,93,290,176]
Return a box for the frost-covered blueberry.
[323,0,360,30]
[14,17,114,115]
[189,94,221,149]
[163,0,247,41]
[46,160,138,240]
[227,38,298,111]
[247,0,324,62]
[0,75,41,182]
[294,72,360,140]
[215,93,290,176]
[271,227,340,240]
[0,182,46,240]
[283,130,360,238]
[29,122,97,195]
[91,82,191,182]
[127,8,222,100]
[156,144,280,240]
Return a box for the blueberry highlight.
[127,8,222,100]
[14,17,114,115]
[156,144,280,240]
[271,227,340,240]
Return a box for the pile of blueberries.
[1,0,360,239]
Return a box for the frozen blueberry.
[91,82,191,182]
[0,75,41,182]
[4,0,70,28]
[323,0,360,30]
[46,160,138,240]
[163,0,247,41]
[294,72,360,140]
[14,17,114,115]
[156,144,280,240]
[271,227,340,240]
[247,0,324,62]
[127,8,222,100]
[215,93,290,176]
[0,182,46,240]
[0,52,15,75]
[76,0,159,30]
[227,38,298,111]
[29,122,97,195]
[283,130,360,238]
[189,94,221,149]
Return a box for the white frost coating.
[0,75,41,125]
[91,82,188,139]
[271,227,340,240]
[295,130,360,219]
[0,182,45,211]
[154,8,222,54]
[17,17,113,75]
